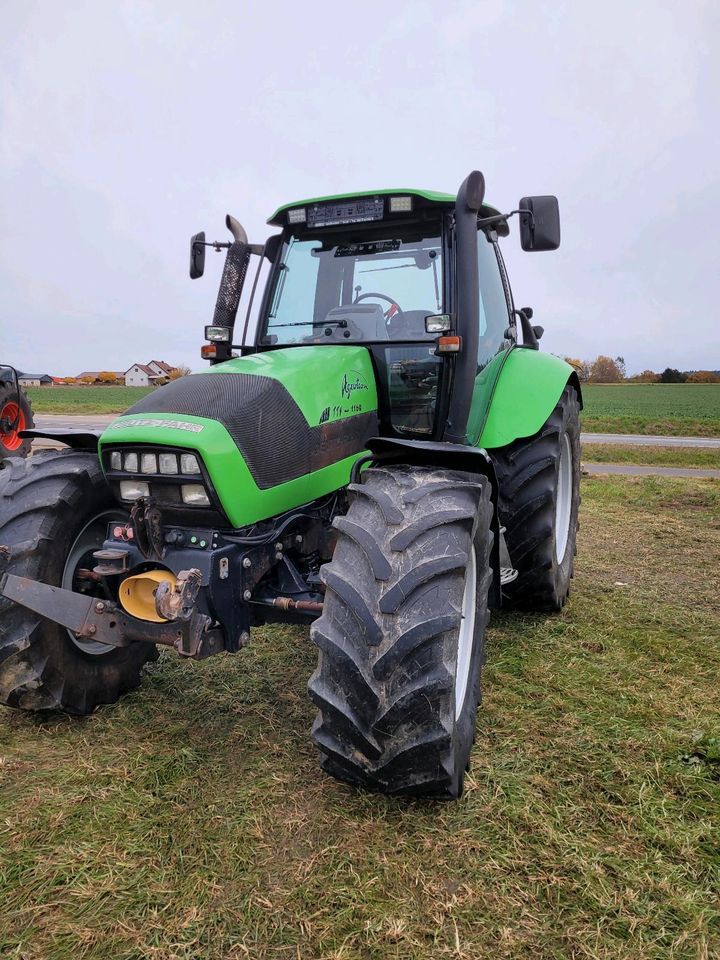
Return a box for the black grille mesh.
[213,242,251,328]
[126,373,377,490]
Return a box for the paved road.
[582,432,720,448]
[584,463,720,479]
[35,414,116,431]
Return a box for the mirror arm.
[514,308,540,350]
[476,208,532,229]
[196,240,264,255]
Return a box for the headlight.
[110,451,122,470]
[141,453,157,474]
[181,484,210,506]
[123,452,138,472]
[119,480,150,501]
[204,325,232,342]
[180,453,201,475]
[158,453,179,474]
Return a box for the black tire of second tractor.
[0,450,158,714]
[490,384,581,611]
[0,382,34,460]
[309,465,494,799]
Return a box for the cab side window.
[477,231,511,368]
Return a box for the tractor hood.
[98,347,379,527]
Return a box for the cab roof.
[267,188,508,234]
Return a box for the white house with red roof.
[124,360,174,387]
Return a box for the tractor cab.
[262,192,458,439]
[195,177,559,448]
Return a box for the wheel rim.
[455,545,477,720]
[62,508,127,655]
[555,433,573,564]
[0,402,25,452]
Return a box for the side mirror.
[190,231,206,279]
[519,196,560,251]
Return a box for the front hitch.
[0,569,222,659]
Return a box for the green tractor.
[0,171,580,798]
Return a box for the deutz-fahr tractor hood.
[98,346,379,527]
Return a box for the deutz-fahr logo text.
[108,418,205,434]
[341,371,369,401]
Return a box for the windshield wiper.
[358,264,415,274]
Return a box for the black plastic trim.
[19,429,101,450]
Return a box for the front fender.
[477,349,581,449]
[363,436,502,607]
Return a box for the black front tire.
[0,451,158,714]
[490,384,581,611]
[309,465,494,798]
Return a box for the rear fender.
[477,349,582,449]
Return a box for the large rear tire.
[490,384,581,611]
[0,383,34,460]
[309,465,494,798]
[0,451,158,714]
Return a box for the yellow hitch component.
[118,569,177,622]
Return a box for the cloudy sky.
[1,0,718,376]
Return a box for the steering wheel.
[353,292,403,320]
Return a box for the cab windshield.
[261,223,443,345]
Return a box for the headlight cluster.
[109,450,201,476]
[105,448,211,507]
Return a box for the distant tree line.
[563,356,720,384]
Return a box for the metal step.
[498,526,517,586]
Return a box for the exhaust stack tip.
[225,214,248,244]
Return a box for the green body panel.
[267,188,503,225]
[471,347,578,449]
[98,347,378,528]
[192,346,377,427]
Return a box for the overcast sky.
[1,0,718,376]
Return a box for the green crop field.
[582,443,720,470]
[1,475,718,959]
[24,382,720,437]
[25,386,153,415]
[582,383,720,436]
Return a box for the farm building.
[124,361,174,387]
[147,360,174,377]
[17,372,53,387]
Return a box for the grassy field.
[25,383,720,437]
[1,474,718,959]
[25,386,152,414]
[582,383,720,437]
[582,443,720,469]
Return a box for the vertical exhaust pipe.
[444,171,485,444]
[209,215,251,362]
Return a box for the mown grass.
[582,443,720,469]
[582,384,720,437]
[1,476,719,959]
[25,387,153,415]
